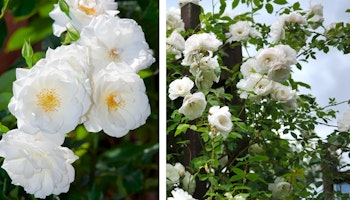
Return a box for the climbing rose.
[178,92,207,120]
[168,77,194,100]
[208,106,233,139]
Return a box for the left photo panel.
[0,0,159,199]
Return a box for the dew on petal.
[36,89,61,112]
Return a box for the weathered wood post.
[181,3,244,199]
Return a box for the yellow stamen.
[78,3,97,15]
[36,89,61,112]
[106,92,124,112]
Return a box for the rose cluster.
[166,162,196,199]
[236,44,298,108]
[0,0,154,198]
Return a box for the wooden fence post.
[180,3,244,199]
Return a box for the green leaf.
[273,0,287,5]
[219,0,226,16]
[0,123,9,133]
[6,17,52,51]
[292,2,301,11]
[139,69,154,79]
[265,3,273,14]
[0,0,9,19]
[0,68,16,93]
[253,0,261,7]
[0,92,12,110]
[123,169,143,193]
[232,0,240,9]
[8,0,37,17]
[175,124,190,137]
[345,8,350,12]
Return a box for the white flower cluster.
[236,45,298,108]
[182,33,222,90]
[226,21,261,43]
[268,177,292,199]
[167,163,196,196]
[270,12,307,43]
[168,77,207,120]
[1,0,154,198]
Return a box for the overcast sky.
[166,0,350,138]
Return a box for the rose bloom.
[182,33,222,67]
[168,77,194,100]
[208,106,233,139]
[49,0,119,36]
[166,163,180,191]
[84,62,150,138]
[237,74,273,99]
[167,188,197,200]
[255,47,286,74]
[8,57,91,135]
[78,15,155,73]
[240,58,258,79]
[174,162,185,177]
[281,12,307,25]
[275,44,297,65]
[307,3,324,29]
[192,56,220,90]
[167,31,186,60]
[179,92,207,120]
[270,20,285,43]
[267,62,291,82]
[268,177,292,200]
[166,8,185,32]
[271,82,297,103]
[226,21,261,43]
[0,129,78,199]
[337,110,350,132]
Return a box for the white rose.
[208,106,233,139]
[240,58,258,79]
[49,0,119,36]
[192,56,220,90]
[337,110,350,132]
[166,8,185,32]
[0,129,78,199]
[167,188,197,200]
[237,73,273,99]
[182,171,196,195]
[281,12,307,25]
[255,47,285,74]
[78,15,155,73]
[167,31,186,59]
[226,21,251,42]
[275,44,297,65]
[174,162,186,177]
[184,33,222,54]
[84,62,150,138]
[168,77,194,100]
[270,20,285,43]
[268,177,292,200]
[271,82,297,103]
[166,163,180,190]
[267,62,291,82]
[307,3,324,30]
[8,57,92,135]
[179,92,207,120]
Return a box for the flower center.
[78,0,97,15]
[108,48,122,61]
[36,89,61,112]
[106,92,124,112]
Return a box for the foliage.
[0,0,158,199]
[167,1,350,199]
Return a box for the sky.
[166,0,350,137]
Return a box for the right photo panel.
[166,0,350,199]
